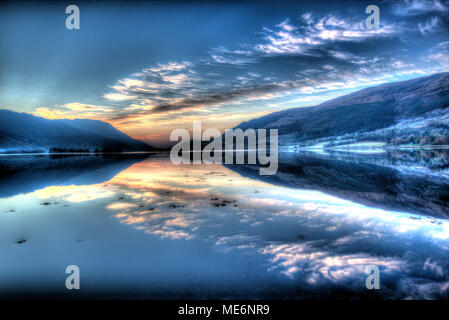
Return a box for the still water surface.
[0,151,448,299]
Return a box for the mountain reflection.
[228,149,449,218]
[1,152,448,299]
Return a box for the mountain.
[236,72,449,148]
[0,110,154,153]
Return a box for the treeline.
[0,149,45,154]
[49,147,123,153]
[309,123,449,148]
[49,147,90,153]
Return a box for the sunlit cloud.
[33,103,115,120]
[27,2,449,147]
[104,93,138,101]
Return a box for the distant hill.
[0,110,154,153]
[236,72,449,148]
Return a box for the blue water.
[0,152,448,299]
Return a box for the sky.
[0,0,448,147]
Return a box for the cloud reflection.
[27,156,449,298]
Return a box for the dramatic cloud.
[30,1,449,144]
[255,14,399,55]
[102,9,447,126]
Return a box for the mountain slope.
[0,110,154,153]
[236,72,449,147]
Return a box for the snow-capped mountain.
[236,72,449,148]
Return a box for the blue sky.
[0,0,448,146]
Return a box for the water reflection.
[0,152,448,299]
[228,149,449,218]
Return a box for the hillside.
[0,110,154,153]
[236,72,449,148]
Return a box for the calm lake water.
[0,151,448,299]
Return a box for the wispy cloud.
[255,14,399,55]
[418,16,441,34]
[31,2,449,144]
[392,0,448,16]
[33,103,115,119]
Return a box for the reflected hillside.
[3,156,448,299]
[227,150,449,219]
[0,153,152,198]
